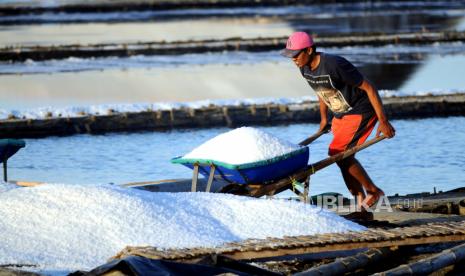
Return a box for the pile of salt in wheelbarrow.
[172,125,385,200]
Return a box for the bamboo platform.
[113,220,465,262]
[2,31,465,62]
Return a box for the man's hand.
[319,120,329,133]
[376,119,395,138]
[318,96,329,133]
[359,79,396,139]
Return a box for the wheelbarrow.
[172,125,385,201]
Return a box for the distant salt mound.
[0,184,364,272]
[183,127,303,164]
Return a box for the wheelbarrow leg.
[191,164,199,192]
[303,175,311,204]
[3,159,7,182]
[205,165,216,192]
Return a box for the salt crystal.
[183,127,303,164]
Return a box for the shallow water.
[1,51,465,111]
[1,2,464,47]
[7,116,465,197]
[1,2,465,111]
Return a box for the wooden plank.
[121,179,185,187]
[117,234,465,263]
[8,180,43,187]
[9,177,232,193]
[221,235,465,260]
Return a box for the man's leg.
[337,155,384,211]
[337,156,365,210]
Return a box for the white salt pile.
[0,184,364,273]
[183,127,303,164]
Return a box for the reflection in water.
[0,5,464,108]
[359,63,421,91]
[457,16,465,31]
[1,54,465,110]
[400,54,465,92]
[290,13,463,34]
[0,20,294,47]
[0,63,315,110]
[348,53,465,92]
[1,12,464,47]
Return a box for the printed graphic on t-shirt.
[304,74,352,113]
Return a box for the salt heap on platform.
[0,181,18,193]
[0,184,364,273]
[183,126,302,164]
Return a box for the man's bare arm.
[359,79,395,138]
[318,96,329,132]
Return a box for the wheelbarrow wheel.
[218,184,251,195]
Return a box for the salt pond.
[1,2,463,47]
[2,52,465,111]
[7,116,465,197]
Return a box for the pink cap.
[281,32,314,58]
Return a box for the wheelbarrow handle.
[309,135,386,174]
[298,123,332,146]
[242,135,386,198]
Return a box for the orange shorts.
[328,113,377,156]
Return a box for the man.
[281,32,395,219]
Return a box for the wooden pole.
[303,175,310,204]
[205,165,216,192]
[295,247,396,276]
[374,242,465,275]
[247,135,386,198]
[298,124,331,146]
[191,164,199,192]
[310,135,386,173]
[3,159,7,182]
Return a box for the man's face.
[292,48,311,68]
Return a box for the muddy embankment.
[0,93,464,139]
[0,0,381,14]
[2,31,465,62]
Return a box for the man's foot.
[342,211,374,221]
[363,190,385,209]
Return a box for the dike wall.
[0,1,384,15]
[2,31,465,62]
[0,93,464,139]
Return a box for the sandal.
[363,191,385,209]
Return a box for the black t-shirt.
[299,53,374,118]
